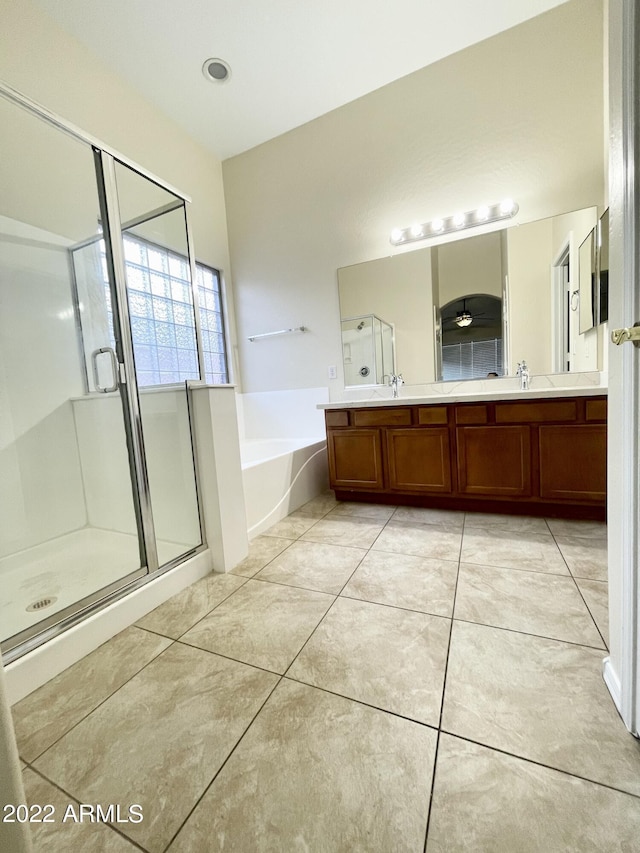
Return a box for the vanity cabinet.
[456,425,531,496]
[386,428,451,492]
[325,395,606,519]
[327,428,384,490]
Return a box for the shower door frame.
[0,82,207,664]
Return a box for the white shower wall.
[72,389,201,549]
[1,215,201,567]
[0,216,87,559]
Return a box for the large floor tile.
[34,643,278,853]
[454,563,605,648]
[372,520,462,561]
[547,518,607,540]
[288,596,450,725]
[463,512,550,534]
[576,578,609,646]
[300,516,385,548]
[460,528,568,574]
[555,535,608,581]
[296,491,339,518]
[427,734,640,853]
[342,550,458,617]
[261,512,319,539]
[181,579,334,673]
[441,621,640,796]
[325,501,397,522]
[255,540,366,594]
[229,535,294,578]
[12,626,170,762]
[391,506,465,530]
[136,572,246,639]
[22,768,138,852]
[169,679,437,853]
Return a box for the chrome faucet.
[385,373,404,398]
[516,360,530,391]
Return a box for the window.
[196,263,229,385]
[442,338,503,381]
[101,234,229,386]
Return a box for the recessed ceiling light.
[202,58,231,83]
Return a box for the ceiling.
[33,0,569,161]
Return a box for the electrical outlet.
[328,365,337,380]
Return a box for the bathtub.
[240,437,329,538]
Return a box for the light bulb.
[499,198,515,215]
[453,212,465,227]
[410,224,423,238]
[391,228,404,243]
[476,206,490,221]
[431,218,444,233]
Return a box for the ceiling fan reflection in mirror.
[441,297,496,328]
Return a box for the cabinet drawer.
[495,400,577,423]
[417,406,448,425]
[455,405,488,424]
[585,398,607,422]
[353,408,412,427]
[325,410,349,427]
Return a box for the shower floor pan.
[0,528,191,644]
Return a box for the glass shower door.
[0,101,147,652]
[111,159,203,567]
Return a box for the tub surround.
[238,388,330,538]
[322,385,606,521]
[242,439,329,538]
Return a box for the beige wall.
[436,231,504,306]
[0,0,238,376]
[223,0,605,392]
[507,218,554,374]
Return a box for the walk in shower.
[341,314,395,387]
[0,87,206,660]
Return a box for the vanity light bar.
[390,199,519,246]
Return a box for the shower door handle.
[91,346,119,393]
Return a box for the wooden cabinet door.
[386,428,452,492]
[457,425,532,496]
[539,424,606,502]
[327,428,384,490]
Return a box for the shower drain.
[26,596,57,612]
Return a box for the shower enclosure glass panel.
[113,161,203,564]
[0,101,146,649]
[341,314,395,387]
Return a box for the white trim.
[602,656,623,717]
[551,236,571,373]
[617,0,640,737]
[606,0,640,736]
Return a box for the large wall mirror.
[338,205,605,387]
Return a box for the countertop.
[318,384,607,410]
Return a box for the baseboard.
[602,656,623,716]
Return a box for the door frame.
[603,0,639,736]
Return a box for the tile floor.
[11,494,640,852]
